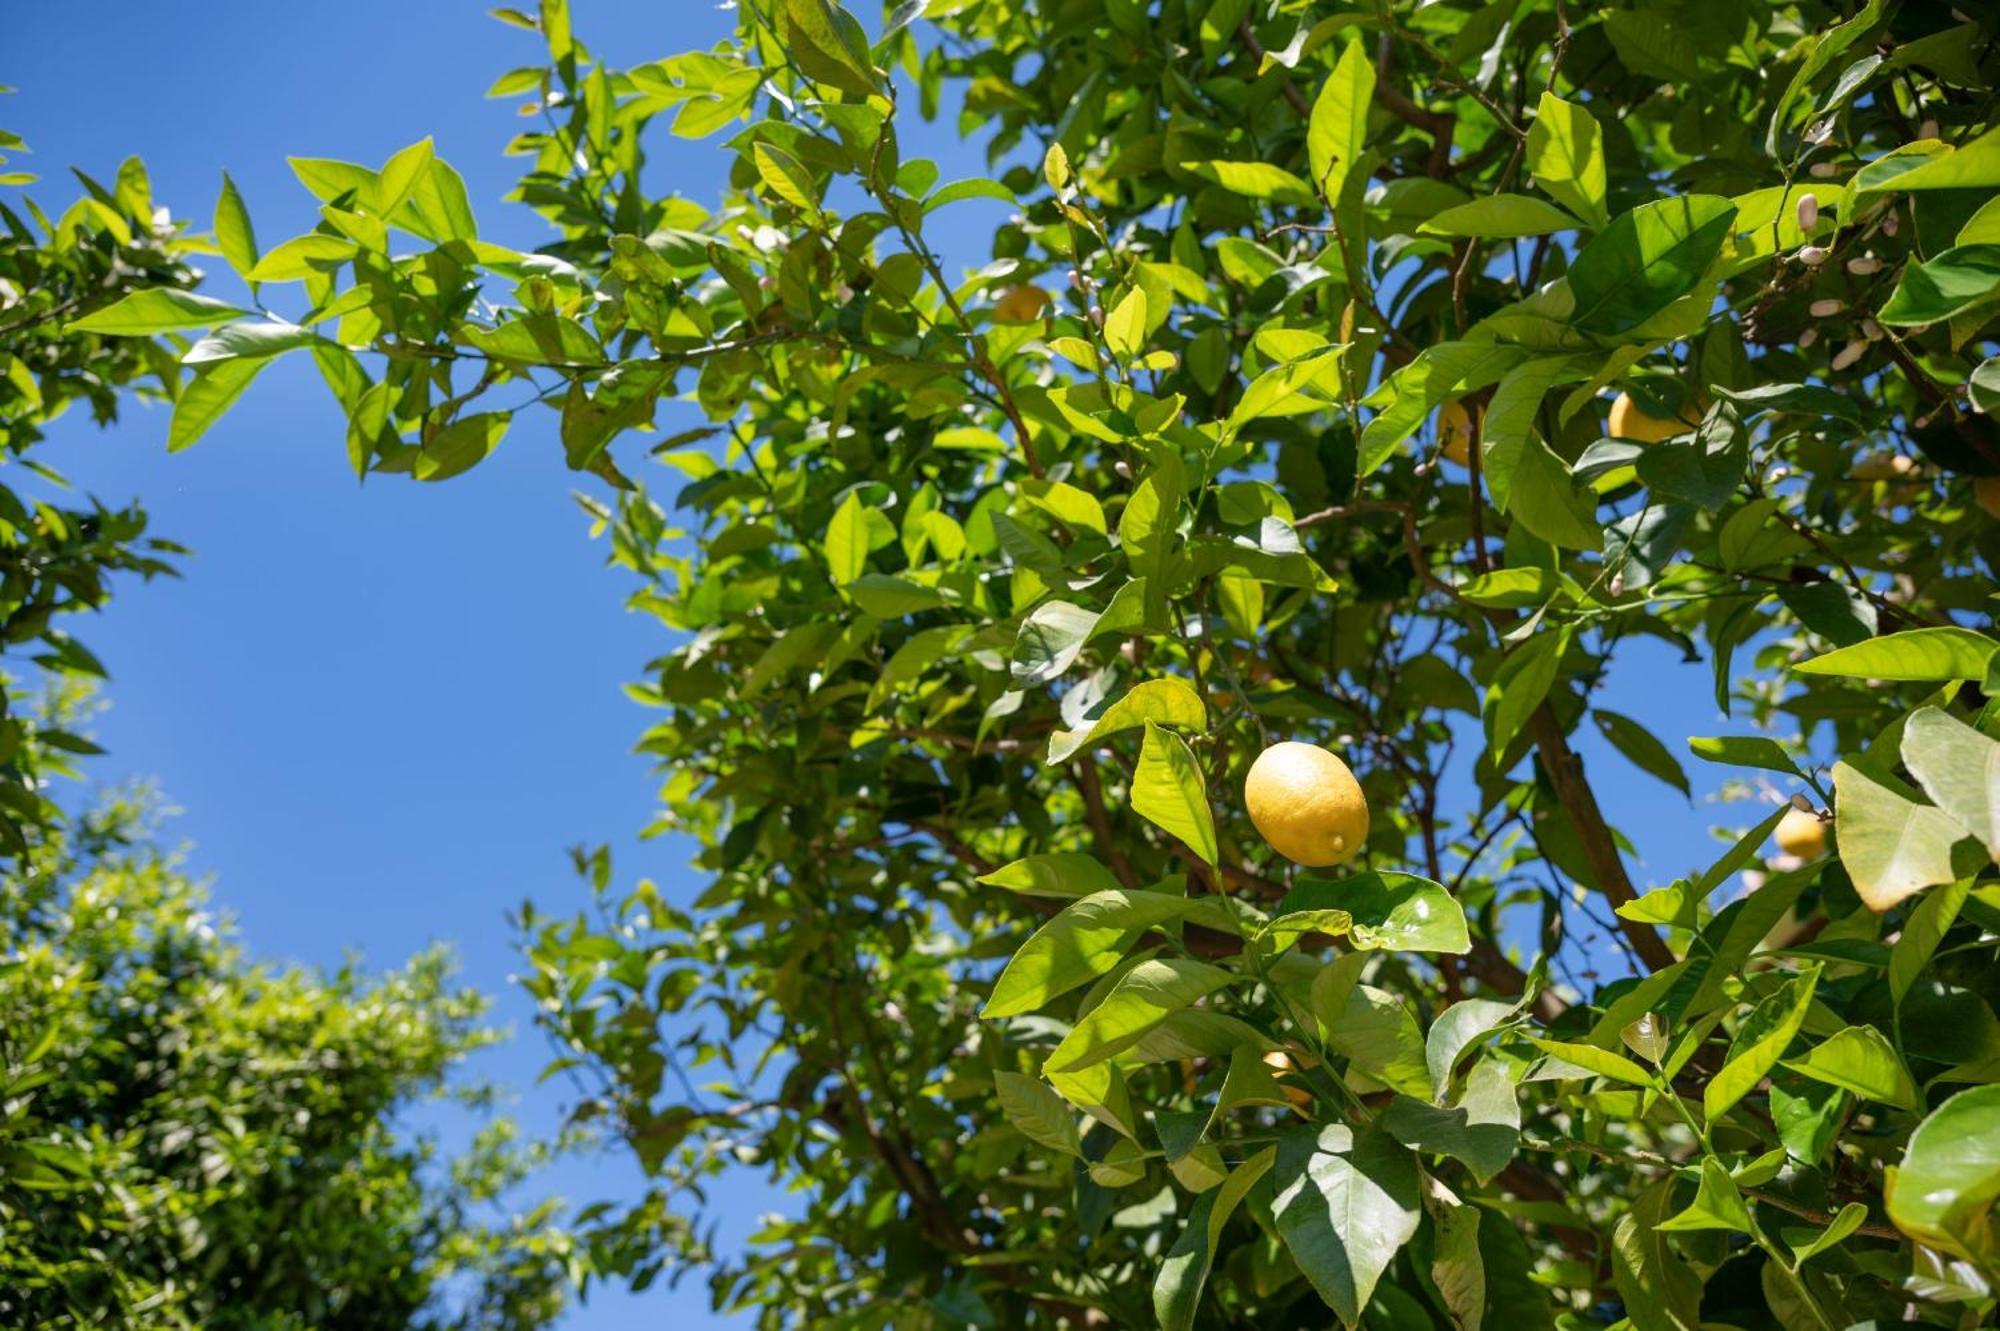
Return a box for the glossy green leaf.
[1656,1156,1754,1233]
[1793,627,1999,681]
[1417,194,1581,238]
[1888,1084,2000,1265]
[1781,1024,1921,1111]
[1307,40,1373,205]
[1132,722,1217,867]
[1526,92,1608,228]
[1526,1037,1655,1088]
[1877,245,2000,326]
[1566,196,1737,336]
[983,888,1206,1018]
[1704,967,1817,1122]
[168,359,266,453]
[71,288,247,335]
[1278,872,1470,954]
[1834,760,1966,913]
[1271,1124,1421,1328]
[1903,707,2000,860]
[993,1071,1081,1155]
[1154,1147,1275,1331]
[415,411,509,482]
[1045,957,1234,1073]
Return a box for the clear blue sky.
[7,4,1798,1326]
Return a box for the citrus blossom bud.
[1809,298,1842,318]
[1919,119,1939,140]
[1809,161,1838,178]
[1798,327,1818,348]
[1799,245,1829,266]
[1882,213,1900,236]
[1832,338,1867,370]
[1846,256,1880,275]
[1796,193,1818,230]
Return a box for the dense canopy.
[9,0,2000,1327]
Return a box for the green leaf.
[1306,40,1373,205]
[1278,872,1470,954]
[779,0,878,98]
[1903,707,2000,860]
[1786,1202,1869,1265]
[1525,1037,1654,1088]
[72,288,248,336]
[1834,760,1966,913]
[1272,1124,1421,1328]
[1502,436,1600,549]
[1884,124,2000,191]
[1793,626,1999,681]
[845,574,944,617]
[376,136,436,216]
[1704,967,1817,1122]
[1781,1024,1921,1111]
[1045,957,1234,1073]
[992,1071,1081,1155]
[182,319,318,366]
[415,411,509,482]
[214,171,259,278]
[1890,878,1971,1006]
[463,314,607,366]
[1379,1059,1520,1184]
[1888,1084,2000,1265]
[1132,722,1218,867]
[245,233,359,282]
[1155,1147,1276,1331]
[1103,286,1146,359]
[1611,1181,1704,1331]
[1482,629,1566,760]
[1046,678,1205,765]
[1183,160,1316,206]
[1525,93,1608,229]
[983,887,1207,1018]
[169,359,265,453]
[1687,734,1806,781]
[1656,1156,1754,1234]
[1594,709,1690,797]
[824,491,872,587]
[1011,600,1103,687]
[1877,245,2000,326]
[1416,194,1581,239]
[752,141,820,212]
[1426,998,1521,1094]
[978,853,1122,900]
[1324,984,1433,1098]
[398,158,479,242]
[1566,196,1737,336]
[923,177,1015,214]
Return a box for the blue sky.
[8,4,1798,1326]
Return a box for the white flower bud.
[1831,338,1868,370]
[1809,161,1838,179]
[1608,572,1625,597]
[1114,460,1133,479]
[1860,318,1882,341]
[1087,304,1104,326]
[1882,213,1900,237]
[1796,193,1819,229]
[1790,793,1816,812]
[1919,119,1939,140]
[1846,256,1880,275]
[1799,245,1830,266]
[1798,327,1819,348]
[1809,298,1842,318]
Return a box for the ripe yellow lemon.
[1976,475,2000,519]
[1775,807,1826,859]
[1438,399,1476,466]
[1608,391,1699,444]
[1245,741,1369,867]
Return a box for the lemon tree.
[47,0,2000,1326]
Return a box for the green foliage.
[51,0,2000,1326]
[0,794,574,1330]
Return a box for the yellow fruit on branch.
[1437,399,1477,466]
[1245,740,1369,867]
[1608,390,1700,444]
[1774,806,1827,859]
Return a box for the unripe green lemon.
[1245,741,1369,868]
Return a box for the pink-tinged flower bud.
[1809,161,1838,178]
[1799,245,1830,266]
[1882,213,1900,236]
[1114,460,1133,479]
[1608,572,1625,597]
[1798,327,1819,348]
[1832,338,1867,370]
[1413,461,1432,478]
[1809,298,1843,318]
[1919,119,1939,140]
[1846,256,1881,275]
[1797,193,1819,230]
[1087,304,1104,326]
[1913,413,1933,430]
[1861,318,1882,341]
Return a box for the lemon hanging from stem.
[1245,741,1369,868]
